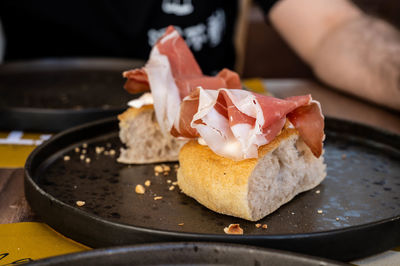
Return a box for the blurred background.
[0,0,399,78]
[242,0,400,78]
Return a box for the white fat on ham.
[225,89,268,157]
[144,47,181,134]
[190,88,271,160]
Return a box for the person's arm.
[269,0,400,110]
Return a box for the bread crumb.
[341,154,347,160]
[172,181,178,186]
[178,223,184,226]
[317,209,323,214]
[144,180,151,187]
[224,224,243,235]
[162,165,171,172]
[109,149,116,156]
[135,184,145,194]
[336,217,340,221]
[169,186,175,191]
[155,172,159,176]
[63,155,70,161]
[167,180,172,184]
[315,190,320,194]
[82,143,88,148]
[80,154,85,160]
[85,157,91,163]
[262,224,268,229]
[95,146,104,154]
[154,165,163,173]
[255,223,262,228]
[75,147,80,153]
[154,196,163,200]
[76,200,85,207]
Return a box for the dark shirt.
[0,0,278,74]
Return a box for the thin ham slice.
[122,25,324,160]
[176,88,324,160]
[123,26,241,133]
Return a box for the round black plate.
[0,58,143,132]
[24,117,400,262]
[28,242,346,266]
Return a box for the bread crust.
[177,127,326,221]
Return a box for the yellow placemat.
[0,222,90,265]
[0,131,51,168]
[243,78,272,95]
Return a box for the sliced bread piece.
[118,105,186,164]
[177,127,326,221]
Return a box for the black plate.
[0,58,143,132]
[24,117,400,262]
[28,242,346,266]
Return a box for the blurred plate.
[0,58,143,132]
[28,242,346,266]
[24,117,400,261]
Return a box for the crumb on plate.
[76,200,85,207]
[135,184,145,194]
[224,224,243,235]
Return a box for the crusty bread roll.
[118,105,186,164]
[177,126,326,221]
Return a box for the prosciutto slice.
[123,26,241,134]
[122,25,324,161]
[176,88,324,160]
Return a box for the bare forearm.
[312,15,400,110]
[270,0,400,110]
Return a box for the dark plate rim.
[0,57,145,72]
[0,57,144,132]
[0,106,127,114]
[24,116,400,239]
[27,242,347,266]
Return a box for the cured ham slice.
[176,88,324,160]
[122,25,324,161]
[123,26,241,133]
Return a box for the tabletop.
[0,78,399,265]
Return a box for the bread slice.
[117,105,186,164]
[177,127,326,221]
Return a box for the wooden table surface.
[0,79,399,260]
